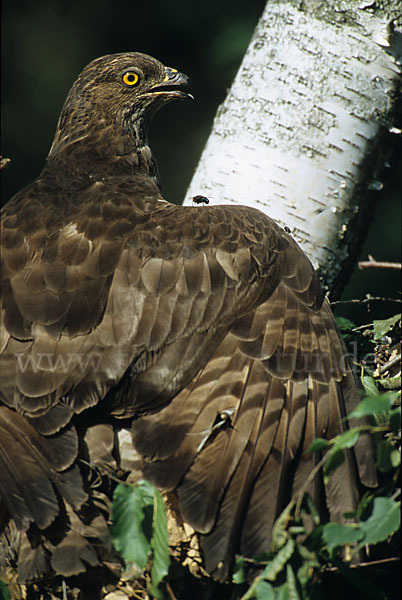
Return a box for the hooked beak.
[147,67,194,100]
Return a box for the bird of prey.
[0,52,376,585]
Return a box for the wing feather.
[1,181,376,584]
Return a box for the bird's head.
[48,52,193,165]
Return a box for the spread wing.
[130,239,376,580]
[0,178,375,581]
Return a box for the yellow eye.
[122,71,140,87]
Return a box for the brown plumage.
[0,52,376,585]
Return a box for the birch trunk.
[183,0,401,299]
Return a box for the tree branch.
[358,255,402,270]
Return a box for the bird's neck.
[43,115,161,189]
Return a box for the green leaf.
[322,522,363,553]
[296,556,315,587]
[271,501,295,551]
[233,556,248,584]
[262,538,295,582]
[358,497,401,547]
[304,524,325,553]
[373,314,401,340]
[361,374,378,396]
[391,449,401,467]
[348,392,398,419]
[255,580,275,600]
[390,407,401,433]
[332,428,360,450]
[335,316,355,331]
[111,482,153,569]
[111,481,170,598]
[304,493,321,526]
[335,316,356,341]
[356,491,375,521]
[149,486,170,598]
[0,581,11,600]
[286,563,300,600]
[275,581,291,600]
[376,439,400,472]
[308,438,329,453]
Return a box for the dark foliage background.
[1,0,401,319]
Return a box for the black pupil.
[127,73,136,82]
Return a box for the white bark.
[183,0,401,298]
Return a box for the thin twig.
[331,296,401,305]
[78,459,127,485]
[351,323,373,331]
[294,451,330,517]
[325,556,400,572]
[379,353,401,374]
[240,553,400,572]
[166,582,178,600]
[358,255,402,270]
